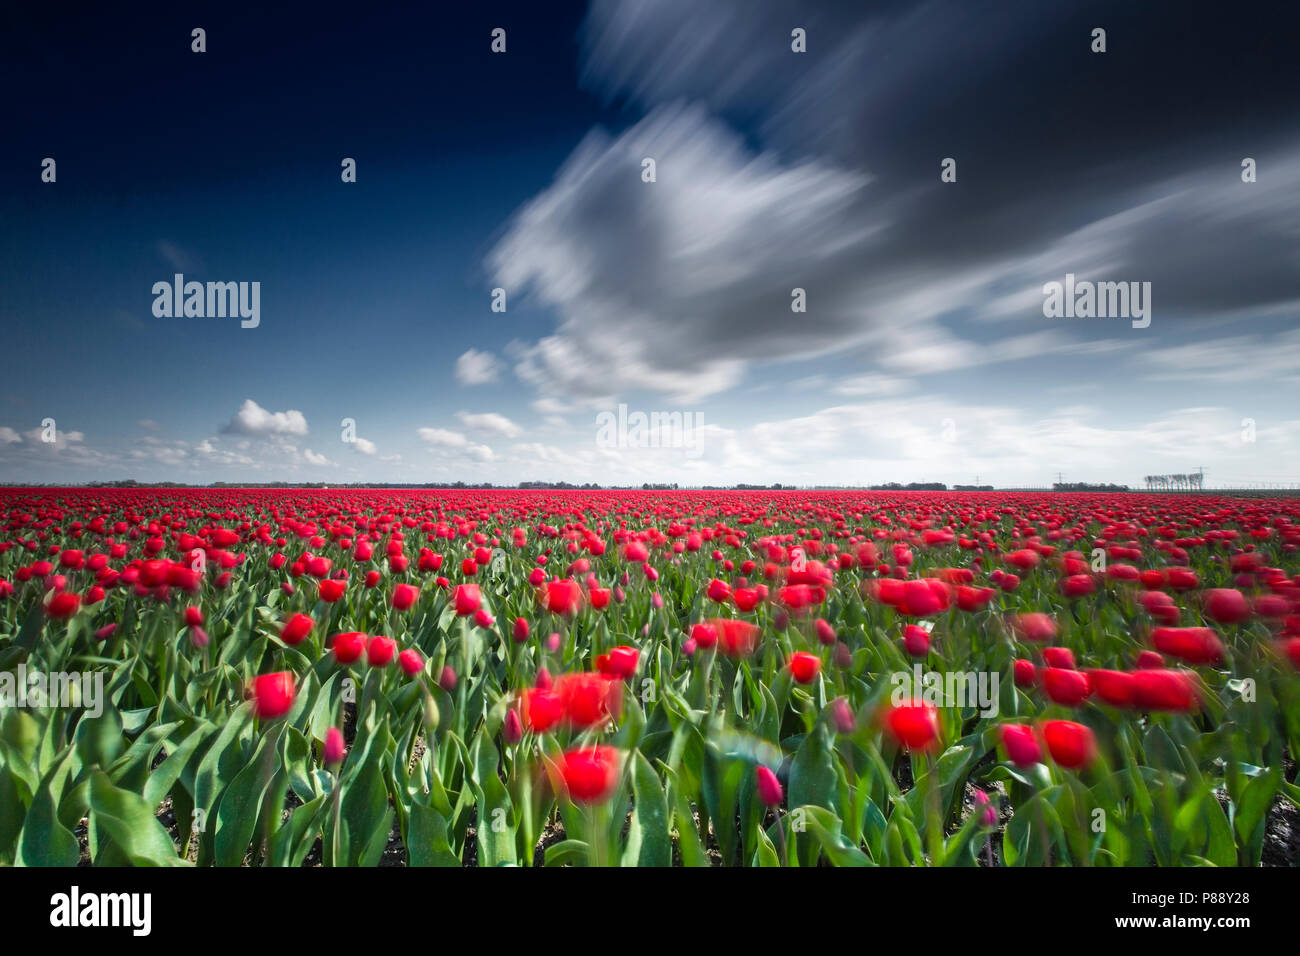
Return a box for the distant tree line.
[1143,472,1204,491]
[1052,482,1131,492]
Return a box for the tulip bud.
[834,641,852,669]
[814,618,836,645]
[324,726,346,767]
[189,626,210,649]
[439,665,457,692]
[513,617,530,642]
[755,765,783,808]
[830,696,856,734]
[423,693,441,731]
[547,632,561,652]
[503,709,523,745]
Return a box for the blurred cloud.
[454,349,501,385]
[221,399,309,437]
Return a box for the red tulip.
[1131,669,1199,712]
[367,635,397,668]
[540,578,583,615]
[691,622,718,649]
[999,724,1042,767]
[1202,588,1250,624]
[814,618,836,645]
[318,579,345,603]
[452,583,481,616]
[1042,667,1090,706]
[1088,669,1136,707]
[1041,720,1097,770]
[1151,626,1223,666]
[596,645,639,680]
[45,591,80,619]
[398,648,423,676]
[519,687,565,732]
[903,624,930,657]
[1061,574,1096,598]
[250,672,296,720]
[184,606,204,627]
[705,618,761,658]
[332,631,367,665]
[1010,612,1057,642]
[1042,647,1076,670]
[392,583,418,611]
[1013,658,1037,687]
[555,746,620,805]
[788,651,821,684]
[706,578,732,603]
[880,700,940,751]
[554,672,622,728]
[280,613,314,645]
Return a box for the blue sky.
[3,1,1300,488]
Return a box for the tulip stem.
[774,810,789,867]
[924,752,943,866]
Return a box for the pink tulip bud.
[756,765,783,808]
[830,696,856,734]
[503,709,523,745]
[324,726,346,767]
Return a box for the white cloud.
[457,411,522,438]
[304,448,332,466]
[417,427,495,462]
[221,399,308,437]
[352,437,377,455]
[490,104,877,403]
[454,349,501,385]
[0,427,22,445]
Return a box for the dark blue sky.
[3,1,1299,487]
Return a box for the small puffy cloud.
[0,427,22,445]
[454,349,501,385]
[221,399,309,437]
[417,427,495,462]
[304,448,332,466]
[137,419,162,431]
[457,411,523,438]
[352,437,377,455]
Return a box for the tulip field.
[1,487,1299,868]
